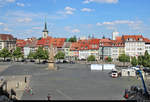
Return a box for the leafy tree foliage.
[34,47,45,63]
[106,56,112,62]
[138,50,150,67]
[138,55,143,65]
[43,50,49,61]
[68,36,77,42]
[87,55,96,61]
[131,56,138,67]
[0,48,11,61]
[27,51,35,60]
[13,47,23,61]
[38,37,42,40]
[118,54,130,66]
[55,51,65,59]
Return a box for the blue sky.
[0,0,150,39]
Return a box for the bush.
[87,55,96,61]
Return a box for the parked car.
[131,67,140,71]
[42,60,48,64]
[70,61,75,64]
[6,59,11,62]
[111,70,118,78]
[30,59,35,62]
[143,67,150,73]
[63,60,68,63]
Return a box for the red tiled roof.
[99,38,111,43]
[70,42,80,51]
[16,39,26,47]
[36,36,66,48]
[116,36,122,41]
[143,38,150,43]
[122,35,144,41]
[111,40,124,47]
[0,34,15,41]
[88,39,100,50]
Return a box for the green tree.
[55,51,65,59]
[43,50,49,61]
[13,47,23,61]
[68,36,77,42]
[142,50,150,67]
[138,55,143,65]
[106,56,112,62]
[131,56,138,67]
[38,37,42,40]
[87,55,96,61]
[34,47,44,63]
[0,48,11,61]
[27,51,35,60]
[118,54,130,66]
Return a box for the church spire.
[42,17,49,38]
[44,17,47,30]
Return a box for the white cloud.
[17,18,32,23]
[72,29,80,33]
[0,22,4,25]
[64,6,76,15]
[0,0,16,7]
[65,6,76,11]
[96,20,135,26]
[16,2,25,7]
[83,0,119,4]
[65,10,74,15]
[3,27,12,32]
[6,0,15,3]
[81,8,94,12]
[96,20,143,31]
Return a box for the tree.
[0,48,11,61]
[118,54,130,66]
[55,51,65,59]
[87,55,96,61]
[27,51,35,60]
[142,50,150,67]
[138,55,143,65]
[38,37,42,40]
[106,56,112,62]
[131,56,138,67]
[13,47,23,61]
[34,47,44,63]
[43,50,49,61]
[68,36,77,42]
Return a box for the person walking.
[30,88,33,95]
[25,76,27,83]
[47,93,51,100]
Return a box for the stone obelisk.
[48,43,57,70]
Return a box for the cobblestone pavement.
[0,63,149,100]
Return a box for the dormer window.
[138,38,143,41]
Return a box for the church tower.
[42,20,48,38]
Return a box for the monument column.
[48,44,57,70]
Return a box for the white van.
[111,70,118,78]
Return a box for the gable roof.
[122,35,144,41]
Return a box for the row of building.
[0,21,150,61]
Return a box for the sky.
[0,0,150,39]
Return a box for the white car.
[131,67,140,71]
[111,70,118,78]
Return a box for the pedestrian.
[47,93,51,100]
[25,76,27,83]
[30,88,33,95]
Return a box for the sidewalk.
[4,75,31,100]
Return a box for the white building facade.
[123,35,145,57]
